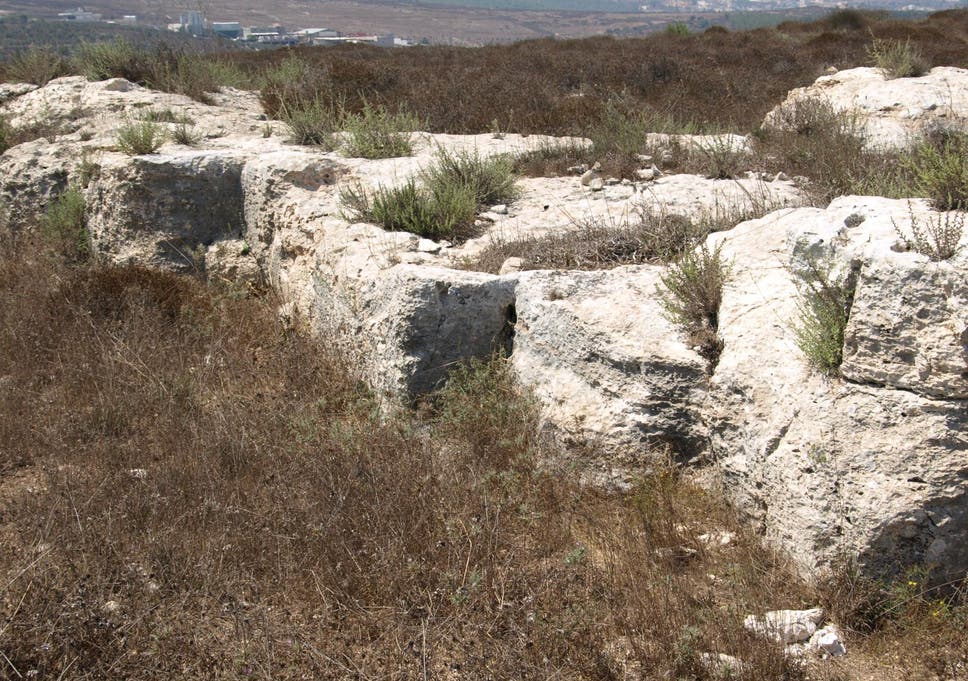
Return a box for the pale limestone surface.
[707,196,967,580]
[764,66,968,149]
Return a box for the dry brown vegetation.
[3,10,968,679]
[0,235,823,679]
[2,233,966,680]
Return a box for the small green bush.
[907,132,968,210]
[340,177,478,241]
[6,47,71,86]
[281,98,339,148]
[41,187,89,260]
[868,37,929,79]
[658,242,731,360]
[791,251,854,374]
[342,102,420,159]
[116,120,165,155]
[895,208,965,261]
[421,148,519,208]
[666,22,690,36]
[757,98,872,203]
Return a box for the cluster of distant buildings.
[54,7,415,47]
[174,13,414,47]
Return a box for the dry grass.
[0,238,823,679]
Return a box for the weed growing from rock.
[137,108,194,125]
[907,129,968,210]
[868,37,929,79]
[171,122,200,146]
[342,101,420,159]
[116,119,165,155]
[340,177,478,241]
[658,241,731,361]
[791,248,856,375]
[755,98,872,203]
[894,206,965,261]
[41,186,88,261]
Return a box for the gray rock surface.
[511,266,708,481]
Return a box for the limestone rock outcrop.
[707,196,968,580]
[764,66,968,149]
[1,76,965,584]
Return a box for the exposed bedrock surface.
[2,76,965,583]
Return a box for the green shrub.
[116,120,165,155]
[342,101,420,159]
[281,97,339,148]
[147,52,240,102]
[75,39,148,83]
[41,187,88,260]
[137,108,193,125]
[868,37,929,79]
[658,242,731,360]
[6,47,71,86]
[907,131,968,210]
[259,55,333,120]
[421,148,519,208]
[666,22,690,36]
[340,177,478,241]
[791,250,855,374]
[756,98,872,203]
[0,116,10,154]
[895,208,965,261]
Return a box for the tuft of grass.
[280,97,340,148]
[40,187,88,261]
[171,122,200,146]
[694,136,749,179]
[468,208,703,273]
[421,147,519,208]
[791,249,855,375]
[115,120,165,155]
[513,140,592,178]
[895,207,965,261]
[5,47,71,86]
[341,101,420,159]
[658,241,731,361]
[340,177,478,241]
[137,108,194,125]
[868,37,930,79]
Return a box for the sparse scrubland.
[1,9,968,680]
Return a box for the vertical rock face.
[0,140,73,229]
[86,151,249,270]
[708,196,968,581]
[511,267,708,481]
[322,266,517,400]
[842,258,968,399]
